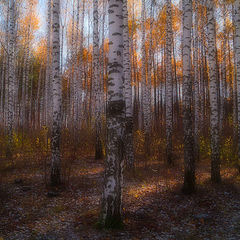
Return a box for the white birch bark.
[220,3,227,130]
[21,1,33,128]
[77,0,85,126]
[100,0,106,114]
[131,0,137,126]
[4,3,10,129]
[50,0,62,186]
[7,0,16,159]
[234,0,240,171]
[93,0,103,159]
[145,4,153,134]
[194,0,200,161]
[139,0,147,133]
[71,0,76,125]
[206,0,221,183]
[123,0,134,168]
[166,0,173,164]
[75,0,80,125]
[141,0,146,133]
[46,0,52,127]
[1,2,9,126]
[144,1,154,157]
[232,4,238,133]
[101,0,125,227]
[182,0,195,194]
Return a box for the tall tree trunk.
[93,0,103,160]
[1,2,9,127]
[50,0,62,186]
[73,0,80,129]
[100,0,106,115]
[173,39,179,123]
[123,0,134,169]
[182,0,195,194]
[206,0,221,183]
[220,3,227,130]
[144,1,154,159]
[77,0,85,127]
[194,0,200,161]
[234,0,240,172]
[46,0,52,127]
[232,3,238,141]
[141,0,146,134]
[70,0,75,126]
[166,0,173,165]
[7,0,16,160]
[22,2,33,129]
[101,0,125,228]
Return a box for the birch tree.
[194,0,200,161]
[144,1,154,158]
[100,0,106,114]
[50,0,62,186]
[7,0,16,160]
[1,2,9,128]
[141,0,146,133]
[166,0,173,165]
[141,0,151,157]
[123,0,134,169]
[232,3,238,135]
[77,0,85,126]
[101,0,125,228]
[220,3,227,129]
[206,0,221,183]
[45,0,52,127]
[182,0,195,194]
[234,0,240,172]
[72,0,79,127]
[93,0,103,159]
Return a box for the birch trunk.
[46,0,52,127]
[194,0,200,161]
[206,0,221,183]
[71,0,76,126]
[50,0,62,186]
[22,2,33,129]
[7,0,16,160]
[93,0,103,160]
[101,0,125,227]
[1,2,9,126]
[232,4,238,138]
[141,0,146,134]
[182,0,195,194]
[220,4,227,130]
[77,0,85,127]
[144,1,154,158]
[100,0,106,115]
[4,3,10,129]
[123,0,134,169]
[234,0,240,172]
[166,0,173,165]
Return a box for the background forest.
[0,0,240,239]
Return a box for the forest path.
[0,156,240,239]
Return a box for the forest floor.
[0,156,240,240]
